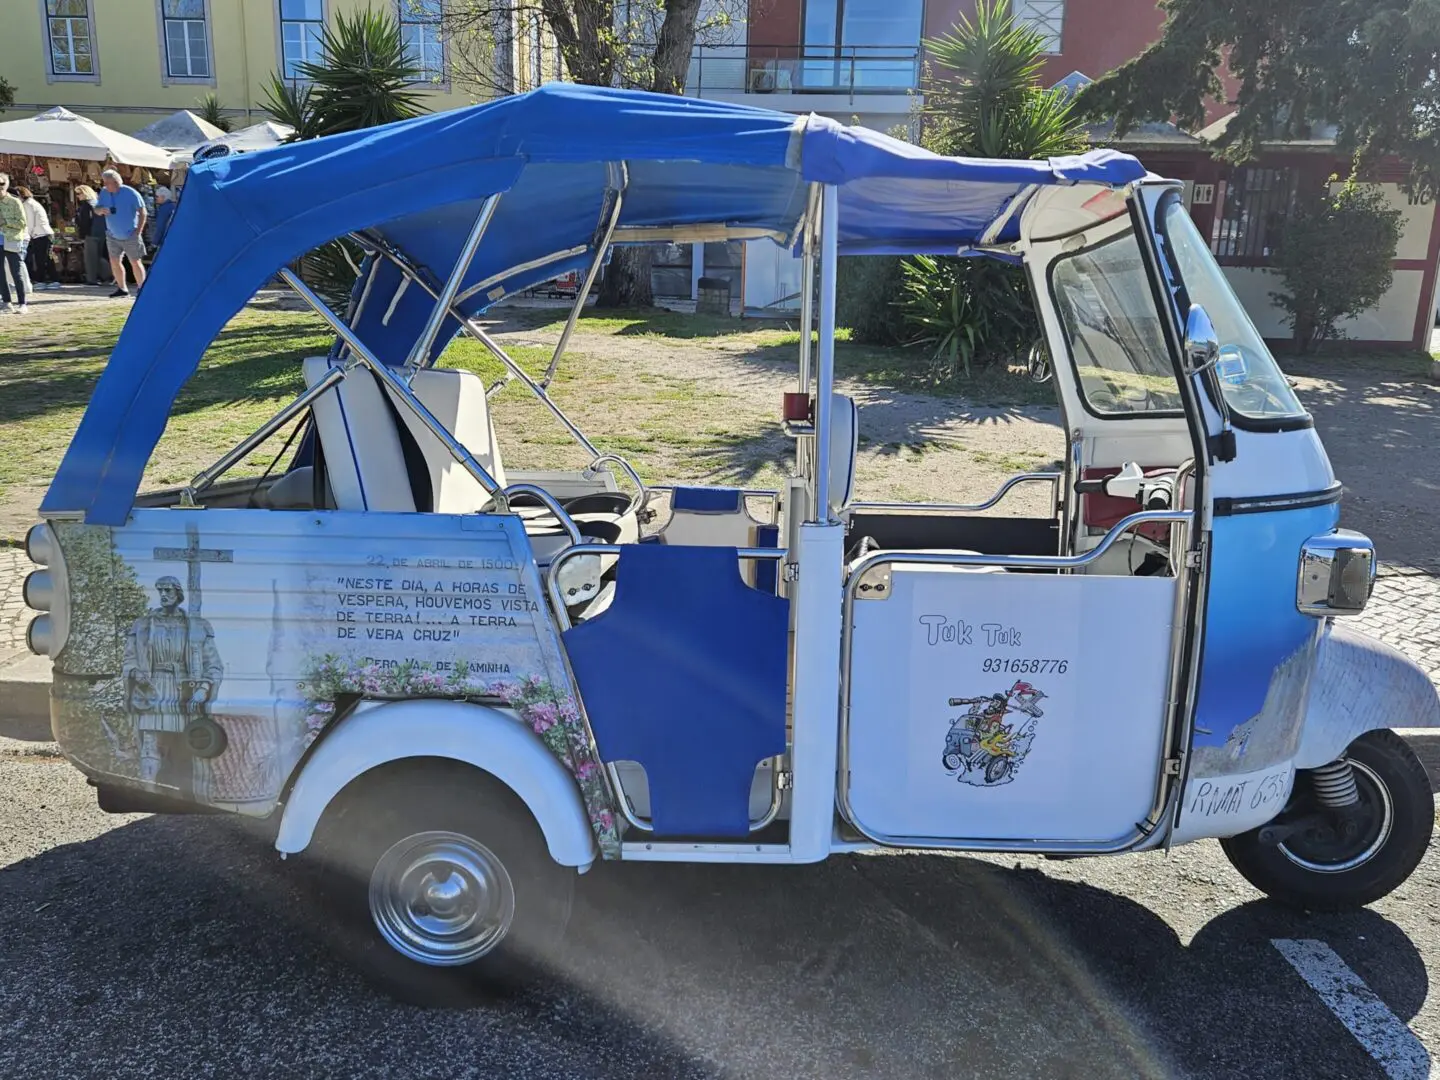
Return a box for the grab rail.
[848,472,1062,517]
[546,544,790,835]
[583,453,648,516]
[502,483,583,546]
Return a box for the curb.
[0,652,52,743]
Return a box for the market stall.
[0,106,175,282]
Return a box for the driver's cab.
[836,178,1322,852]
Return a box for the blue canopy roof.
[43,84,1145,525]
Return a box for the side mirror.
[1184,304,1220,373]
[1027,339,1052,384]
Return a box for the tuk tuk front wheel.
[1219,730,1433,912]
[311,766,573,1006]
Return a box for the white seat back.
[829,391,858,517]
[303,357,415,512]
[383,368,508,513]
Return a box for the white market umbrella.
[131,110,226,154]
[0,106,174,169]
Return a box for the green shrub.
[1271,180,1403,352]
[902,255,1036,379]
[836,255,908,345]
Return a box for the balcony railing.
[687,44,921,99]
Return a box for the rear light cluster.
[24,523,69,657]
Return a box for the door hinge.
[1184,550,1203,570]
[1163,756,1182,776]
[782,561,800,583]
[776,769,793,790]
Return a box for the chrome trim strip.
[403,194,501,372]
[848,473,1062,516]
[836,509,1193,854]
[1213,482,1343,517]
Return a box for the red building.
[687,0,1440,347]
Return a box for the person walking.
[73,185,112,287]
[151,186,176,253]
[95,168,147,298]
[0,174,29,314]
[16,187,59,290]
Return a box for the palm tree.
[260,9,426,305]
[902,0,1087,378]
[195,93,233,133]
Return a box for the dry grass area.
[0,301,1065,541]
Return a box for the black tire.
[310,763,574,1007]
[1220,730,1434,912]
[985,756,1012,784]
[943,751,963,771]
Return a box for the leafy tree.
[1076,0,1440,193]
[1271,181,1402,352]
[0,76,14,113]
[437,0,738,307]
[262,9,425,139]
[260,9,425,304]
[196,93,233,133]
[901,0,1086,378]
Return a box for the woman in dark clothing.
[74,185,112,286]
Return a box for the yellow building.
[0,0,495,135]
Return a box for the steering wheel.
[1027,339,1053,384]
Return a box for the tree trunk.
[597,246,655,308]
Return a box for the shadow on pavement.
[1,811,1427,1079]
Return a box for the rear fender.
[274,698,597,869]
[1294,622,1440,769]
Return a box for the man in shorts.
[96,168,147,298]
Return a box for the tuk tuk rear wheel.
[1219,730,1433,912]
[310,765,573,1006]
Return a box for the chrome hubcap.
[1279,759,1394,874]
[369,831,515,966]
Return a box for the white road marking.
[1272,939,1432,1080]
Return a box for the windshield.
[1050,230,1183,416]
[1159,197,1307,422]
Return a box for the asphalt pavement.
[1,747,1436,1080]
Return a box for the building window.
[280,0,325,79]
[801,0,922,90]
[1012,0,1064,54]
[46,0,96,77]
[1211,167,1300,263]
[399,0,445,83]
[162,0,210,79]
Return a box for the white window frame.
[1011,0,1064,55]
[398,0,447,86]
[276,0,328,82]
[156,0,216,86]
[41,0,100,84]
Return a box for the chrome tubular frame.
[403,194,501,373]
[812,185,839,522]
[583,453,648,513]
[278,269,511,513]
[545,544,789,836]
[182,366,348,504]
[541,171,626,390]
[453,246,589,307]
[795,183,820,482]
[463,319,602,456]
[848,472,1062,517]
[837,509,1194,854]
[501,483,582,545]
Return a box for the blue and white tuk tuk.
[24,85,1438,1004]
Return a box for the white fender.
[1294,621,1440,768]
[274,698,598,869]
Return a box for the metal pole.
[403,193,501,371]
[465,320,603,458]
[278,268,510,511]
[184,366,345,500]
[812,184,839,523]
[797,183,819,392]
[540,183,625,389]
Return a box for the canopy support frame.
[795,182,820,485]
[811,184,840,524]
[540,165,628,391]
[278,268,513,514]
[402,194,502,375]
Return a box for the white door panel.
[845,569,1176,843]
